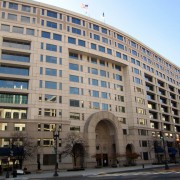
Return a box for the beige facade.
[0,0,179,170]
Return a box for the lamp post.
[6,157,10,178]
[53,130,59,177]
[160,131,169,170]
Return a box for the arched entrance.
[84,111,123,167]
[95,120,116,167]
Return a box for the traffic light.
[160,131,164,140]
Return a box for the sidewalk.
[0,163,178,179]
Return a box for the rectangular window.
[47,10,57,18]
[93,24,99,31]
[102,37,108,44]
[116,52,121,58]
[91,68,98,75]
[117,34,123,41]
[47,21,57,29]
[41,31,50,38]
[45,81,57,89]
[78,39,85,47]
[91,43,96,50]
[45,94,57,103]
[45,68,57,76]
[1,24,10,32]
[92,102,100,109]
[26,28,34,36]
[53,33,62,41]
[22,5,31,12]
[107,48,112,55]
[101,81,107,87]
[70,87,79,94]
[70,99,80,107]
[72,17,81,25]
[94,34,100,41]
[44,109,56,117]
[118,43,124,50]
[92,90,99,98]
[99,45,105,53]
[68,37,76,44]
[72,27,81,35]
[69,63,79,71]
[46,44,57,51]
[132,50,137,56]
[123,54,128,61]
[92,79,98,86]
[102,27,107,34]
[23,14,32,22]
[69,75,79,82]
[9,2,18,10]
[8,14,17,21]
[46,56,57,64]
[101,92,108,99]
[102,103,108,110]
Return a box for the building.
[0,0,179,170]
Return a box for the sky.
[35,0,180,67]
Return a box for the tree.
[60,132,88,168]
[125,152,140,166]
[11,132,37,169]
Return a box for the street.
[30,171,180,180]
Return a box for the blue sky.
[36,0,180,67]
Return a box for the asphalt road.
[31,171,180,180]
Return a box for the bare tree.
[60,132,88,168]
[11,132,37,169]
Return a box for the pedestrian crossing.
[93,170,180,177]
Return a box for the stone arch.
[84,111,123,166]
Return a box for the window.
[3,1,6,7]
[70,87,79,94]
[94,34,100,41]
[91,43,96,50]
[134,77,141,84]
[93,24,99,31]
[102,37,108,44]
[91,68,98,75]
[47,21,57,29]
[102,103,108,110]
[92,90,99,97]
[45,68,57,76]
[107,48,112,55]
[117,34,123,41]
[101,92,107,99]
[46,56,57,64]
[9,2,18,10]
[69,63,79,71]
[116,52,121,58]
[92,102,100,109]
[26,28,34,36]
[45,94,57,103]
[72,27,81,35]
[0,66,28,76]
[1,24,10,32]
[70,99,80,107]
[92,79,98,86]
[44,109,56,117]
[47,10,57,18]
[78,39,85,47]
[118,43,124,50]
[8,14,17,20]
[99,46,105,52]
[72,17,81,25]
[45,81,57,89]
[51,33,61,41]
[102,27,107,34]
[46,44,57,51]
[70,126,80,131]
[100,70,106,77]
[132,50,137,56]
[68,37,76,44]
[41,31,50,38]
[69,75,79,82]
[22,5,31,12]
[70,113,80,120]
[69,52,78,59]
[101,81,107,87]
[123,54,128,61]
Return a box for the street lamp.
[160,131,169,170]
[53,130,60,177]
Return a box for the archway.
[84,111,122,167]
[95,120,116,166]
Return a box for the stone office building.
[0,0,179,170]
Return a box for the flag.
[81,3,88,10]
